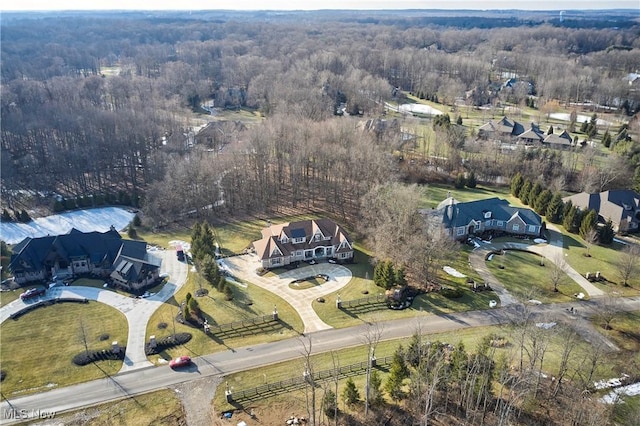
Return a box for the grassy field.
[0,302,128,398]
[213,322,616,415]
[312,247,498,328]
[419,183,518,210]
[561,230,640,295]
[31,389,184,425]
[0,288,24,307]
[214,326,504,413]
[145,271,304,363]
[486,249,583,303]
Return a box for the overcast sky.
[2,1,638,12]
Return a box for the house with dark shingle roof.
[543,130,574,149]
[252,219,353,269]
[428,197,543,240]
[9,228,159,291]
[563,190,640,233]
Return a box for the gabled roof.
[563,190,640,225]
[8,228,147,275]
[543,130,573,146]
[518,127,544,141]
[252,219,352,261]
[435,197,542,229]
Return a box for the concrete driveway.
[468,223,604,307]
[0,248,188,373]
[220,254,352,333]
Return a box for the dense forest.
[2,11,639,225]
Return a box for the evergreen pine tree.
[598,219,615,245]
[528,182,542,208]
[466,171,477,188]
[223,283,233,300]
[1,209,12,222]
[369,370,384,406]
[342,377,360,405]
[385,346,408,402]
[563,205,578,233]
[534,189,553,215]
[519,180,532,204]
[545,193,564,224]
[510,173,524,197]
[394,266,408,287]
[454,173,466,189]
[602,130,612,148]
[19,210,31,223]
[579,209,598,240]
[456,115,463,125]
[323,389,337,419]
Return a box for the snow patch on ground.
[443,266,466,278]
[0,207,135,244]
[613,238,628,245]
[534,238,547,244]
[398,103,443,116]
[535,322,556,329]
[549,113,611,126]
[602,382,640,404]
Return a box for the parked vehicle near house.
[20,286,46,300]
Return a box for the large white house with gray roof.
[428,197,543,240]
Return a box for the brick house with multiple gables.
[252,219,353,269]
[563,189,640,233]
[427,197,543,240]
[9,228,160,291]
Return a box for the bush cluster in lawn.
[72,347,126,366]
[442,287,465,299]
[144,333,192,356]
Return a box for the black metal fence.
[206,313,276,333]
[338,293,387,309]
[230,355,393,402]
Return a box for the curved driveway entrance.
[220,254,352,333]
[0,249,188,373]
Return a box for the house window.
[485,220,491,226]
[528,225,537,233]
[512,224,520,232]
[314,234,321,241]
[456,228,466,236]
[497,221,504,227]
[293,237,305,244]
[281,237,289,243]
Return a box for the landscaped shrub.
[73,347,126,366]
[0,370,6,381]
[98,333,110,341]
[442,287,465,299]
[158,322,168,329]
[145,333,192,355]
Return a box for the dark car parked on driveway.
[20,286,46,300]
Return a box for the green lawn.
[0,302,128,398]
[0,288,24,308]
[214,326,504,412]
[420,183,518,210]
[145,271,304,363]
[486,249,583,303]
[312,247,498,328]
[36,388,184,426]
[561,230,640,295]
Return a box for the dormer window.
[483,211,492,219]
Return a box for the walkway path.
[468,223,604,307]
[221,254,352,334]
[0,249,188,373]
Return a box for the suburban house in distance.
[478,116,577,149]
[563,189,640,233]
[8,228,160,291]
[426,197,543,240]
[252,218,354,269]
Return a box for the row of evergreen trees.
[1,208,31,223]
[52,191,140,213]
[373,260,407,290]
[191,221,233,300]
[510,173,614,244]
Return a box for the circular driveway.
[220,254,352,333]
[0,248,188,372]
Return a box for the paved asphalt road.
[2,297,639,424]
